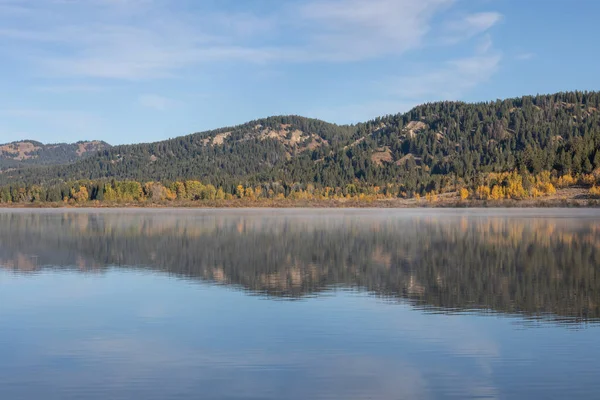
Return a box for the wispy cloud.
[443,11,503,43]
[314,48,502,122]
[138,94,176,111]
[476,34,494,54]
[516,52,536,60]
[321,37,504,122]
[387,52,502,101]
[0,0,506,140]
[297,0,453,61]
[0,0,502,79]
[288,2,503,122]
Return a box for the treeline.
[303,91,600,191]
[1,92,600,193]
[1,169,599,204]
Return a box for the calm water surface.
[1,208,599,400]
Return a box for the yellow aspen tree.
[236,185,245,198]
[491,185,504,200]
[174,181,187,200]
[476,186,491,200]
[244,187,255,200]
[75,186,89,203]
[165,188,177,201]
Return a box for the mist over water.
[1,209,599,399]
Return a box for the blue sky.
[0,0,599,145]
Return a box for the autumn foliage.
[0,168,595,205]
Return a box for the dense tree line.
[1,92,600,195]
[2,167,599,205]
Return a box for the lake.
[0,208,599,400]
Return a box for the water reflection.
[1,209,599,323]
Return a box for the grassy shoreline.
[1,198,599,209]
[1,187,598,208]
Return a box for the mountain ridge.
[1,91,600,198]
[0,139,111,170]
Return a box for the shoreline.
[2,186,598,209]
[1,198,599,209]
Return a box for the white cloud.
[463,12,503,33]
[444,11,503,43]
[297,0,454,61]
[381,30,503,105]
[138,94,175,111]
[389,52,502,101]
[477,34,493,54]
[292,1,502,123]
[314,45,502,123]
[0,0,503,79]
[0,0,506,138]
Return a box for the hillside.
[1,91,600,201]
[0,116,357,186]
[0,140,110,170]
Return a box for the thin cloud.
[320,39,503,120]
[443,11,503,43]
[138,94,176,111]
[388,52,502,101]
[463,12,503,32]
[476,34,493,54]
[0,0,507,145]
[297,0,453,61]
[516,52,536,60]
[0,0,502,79]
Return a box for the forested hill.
[2,91,600,195]
[1,116,357,186]
[0,140,110,170]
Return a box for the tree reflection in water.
[1,209,599,323]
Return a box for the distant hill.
[0,116,357,186]
[1,91,600,194]
[0,140,110,170]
